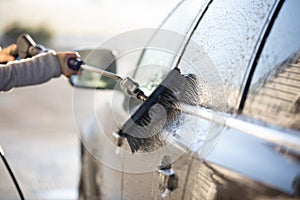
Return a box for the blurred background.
[0,0,179,199]
[0,0,180,50]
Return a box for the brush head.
[118,68,199,153]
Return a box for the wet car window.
[134,0,209,95]
[243,0,300,131]
[179,0,276,112]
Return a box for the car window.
[178,0,277,112]
[133,0,210,96]
[243,0,300,131]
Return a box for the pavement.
[0,77,80,200]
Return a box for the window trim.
[237,0,286,112]
[134,0,214,78]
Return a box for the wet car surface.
[72,0,300,199]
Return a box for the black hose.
[0,145,25,200]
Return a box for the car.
[70,0,300,199]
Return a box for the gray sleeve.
[0,51,61,91]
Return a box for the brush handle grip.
[68,57,84,71]
[9,48,18,58]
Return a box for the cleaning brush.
[117,67,199,153]
[118,67,300,154]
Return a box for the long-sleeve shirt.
[0,51,61,91]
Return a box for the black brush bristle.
[118,68,199,153]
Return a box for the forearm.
[0,51,61,91]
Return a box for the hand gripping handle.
[67,57,84,71]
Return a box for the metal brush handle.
[67,57,123,81]
[67,57,147,101]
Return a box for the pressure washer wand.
[68,57,148,102]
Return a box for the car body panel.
[206,128,300,195]
[79,91,123,200]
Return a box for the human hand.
[56,51,80,77]
[0,44,17,63]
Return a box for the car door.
[77,1,211,199]
[119,1,211,199]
